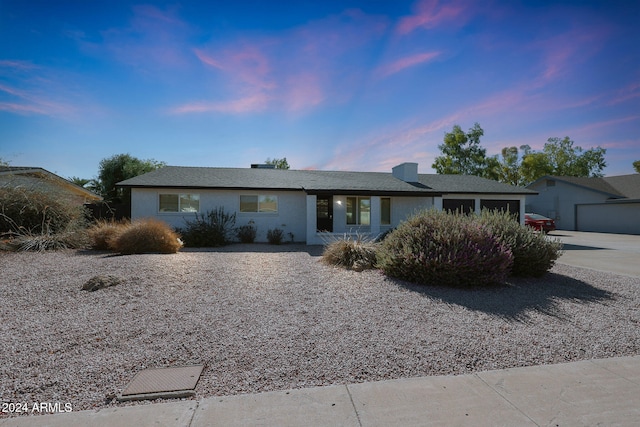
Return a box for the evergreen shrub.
[178,207,236,247]
[377,209,513,286]
[267,228,284,245]
[478,210,563,277]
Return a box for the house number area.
[1,401,73,414]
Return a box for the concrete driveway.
[550,230,640,277]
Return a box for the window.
[159,193,200,212]
[240,195,278,213]
[346,197,370,225]
[381,198,391,225]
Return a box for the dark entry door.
[316,195,333,232]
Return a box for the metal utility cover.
[121,365,204,397]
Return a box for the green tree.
[68,176,91,188]
[432,123,493,176]
[492,146,530,186]
[633,160,640,173]
[265,157,290,169]
[520,137,606,184]
[97,154,165,203]
[520,150,552,185]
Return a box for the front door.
[316,195,333,232]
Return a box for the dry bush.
[321,234,378,271]
[0,186,86,235]
[1,226,89,252]
[109,218,182,254]
[87,219,130,250]
[0,186,90,251]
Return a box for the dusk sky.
[1,0,639,181]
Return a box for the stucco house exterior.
[526,174,640,234]
[118,163,535,245]
[0,166,101,205]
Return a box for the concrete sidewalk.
[3,355,640,426]
[552,230,640,277]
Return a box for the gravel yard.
[1,244,639,415]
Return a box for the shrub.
[178,207,236,247]
[0,187,89,251]
[375,228,395,242]
[267,228,284,245]
[3,227,89,252]
[478,210,563,277]
[377,209,513,287]
[109,218,182,254]
[321,234,378,271]
[87,219,130,250]
[236,224,257,243]
[0,186,86,235]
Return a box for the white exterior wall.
[526,181,608,230]
[305,195,434,244]
[132,188,527,245]
[131,188,307,243]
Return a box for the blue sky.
[1,0,639,180]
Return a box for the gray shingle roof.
[117,166,535,195]
[529,174,640,199]
[0,166,102,201]
[604,174,640,200]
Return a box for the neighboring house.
[526,174,640,235]
[117,163,535,245]
[0,166,102,205]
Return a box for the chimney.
[392,162,418,182]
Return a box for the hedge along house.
[117,163,535,245]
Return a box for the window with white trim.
[159,193,200,212]
[346,197,370,225]
[240,195,278,213]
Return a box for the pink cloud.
[0,82,75,117]
[608,82,640,106]
[282,73,325,111]
[317,114,458,172]
[0,60,38,71]
[181,8,388,115]
[0,102,47,115]
[376,51,441,78]
[193,49,223,69]
[571,115,640,136]
[530,25,610,86]
[396,0,470,35]
[170,94,269,115]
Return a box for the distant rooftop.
[530,174,640,200]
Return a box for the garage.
[480,199,520,221]
[576,202,640,235]
[442,198,475,214]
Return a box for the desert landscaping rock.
[82,275,123,292]
[1,244,639,416]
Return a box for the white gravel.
[1,244,639,416]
